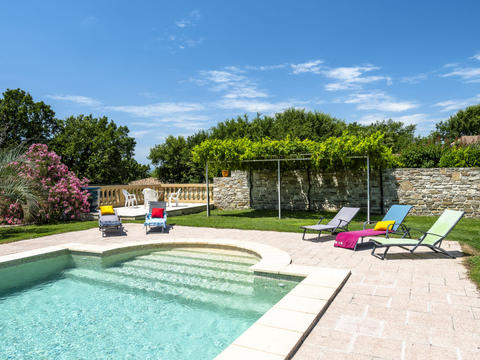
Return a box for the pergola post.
[206,161,210,217]
[367,154,370,223]
[277,159,281,219]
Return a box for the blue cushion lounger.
[144,201,167,234]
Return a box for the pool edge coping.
[0,239,350,360]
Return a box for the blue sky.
[1,1,480,164]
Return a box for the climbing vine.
[192,132,399,171]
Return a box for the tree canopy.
[50,115,149,184]
[0,89,60,148]
[434,104,480,140]
[150,109,417,181]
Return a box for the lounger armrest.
[332,218,350,232]
[363,220,375,230]
[316,217,326,225]
[423,231,444,239]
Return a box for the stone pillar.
[213,171,250,210]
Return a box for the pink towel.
[334,229,387,249]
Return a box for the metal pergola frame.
[205,154,371,221]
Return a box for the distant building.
[128,177,162,186]
[451,135,480,146]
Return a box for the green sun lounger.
[369,209,464,260]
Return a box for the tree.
[0,89,60,148]
[268,108,346,141]
[348,119,416,153]
[434,104,480,140]
[50,115,149,184]
[149,136,191,183]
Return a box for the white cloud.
[290,60,323,74]
[245,64,287,71]
[131,115,210,131]
[441,66,480,83]
[216,99,297,113]
[340,92,418,112]
[470,52,480,61]
[175,10,201,28]
[130,130,150,138]
[323,65,391,91]
[46,94,101,107]
[400,73,428,84]
[434,94,480,112]
[195,68,268,99]
[106,102,205,117]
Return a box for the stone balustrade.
[98,184,213,207]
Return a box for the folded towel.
[334,229,388,249]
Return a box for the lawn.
[168,209,480,285]
[0,221,98,244]
[1,209,479,285]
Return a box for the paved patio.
[1,224,479,359]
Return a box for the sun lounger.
[334,204,412,250]
[144,201,167,234]
[301,207,360,241]
[369,209,464,260]
[98,206,123,237]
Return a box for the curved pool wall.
[0,240,351,359]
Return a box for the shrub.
[439,145,480,167]
[1,144,90,224]
[399,142,444,168]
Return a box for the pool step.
[105,263,255,296]
[124,257,254,284]
[139,252,254,274]
[160,249,258,265]
[65,268,275,316]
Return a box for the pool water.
[0,248,298,359]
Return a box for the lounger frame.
[370,212,464,260]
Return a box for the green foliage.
[434,104,480,140]
[0,89,60,148]
[192,132,398,171]
[149,132,208,183]
[439,145,480,167]
[50,115,149,184]
[347,119,416,153]
[0,147,39,223]
[209,108,346,142]
[399,141,445,168]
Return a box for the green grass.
[0,221,98,244]
[1,209,479,286]
[167,209,480,286]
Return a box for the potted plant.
[221,170,230,177]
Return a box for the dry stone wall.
[213,168,480,217]
[213,170,250,210]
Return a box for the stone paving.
[1,224,479,359]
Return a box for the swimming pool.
[0,247,299,359]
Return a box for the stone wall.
[382,168,480,217]
[213,170,250,210]
[213,168,480,217]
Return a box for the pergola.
[205,154,371,221]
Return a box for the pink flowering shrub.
[0,202,23,225]
[0,144,90,224]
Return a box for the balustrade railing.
[97,184,213,207]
